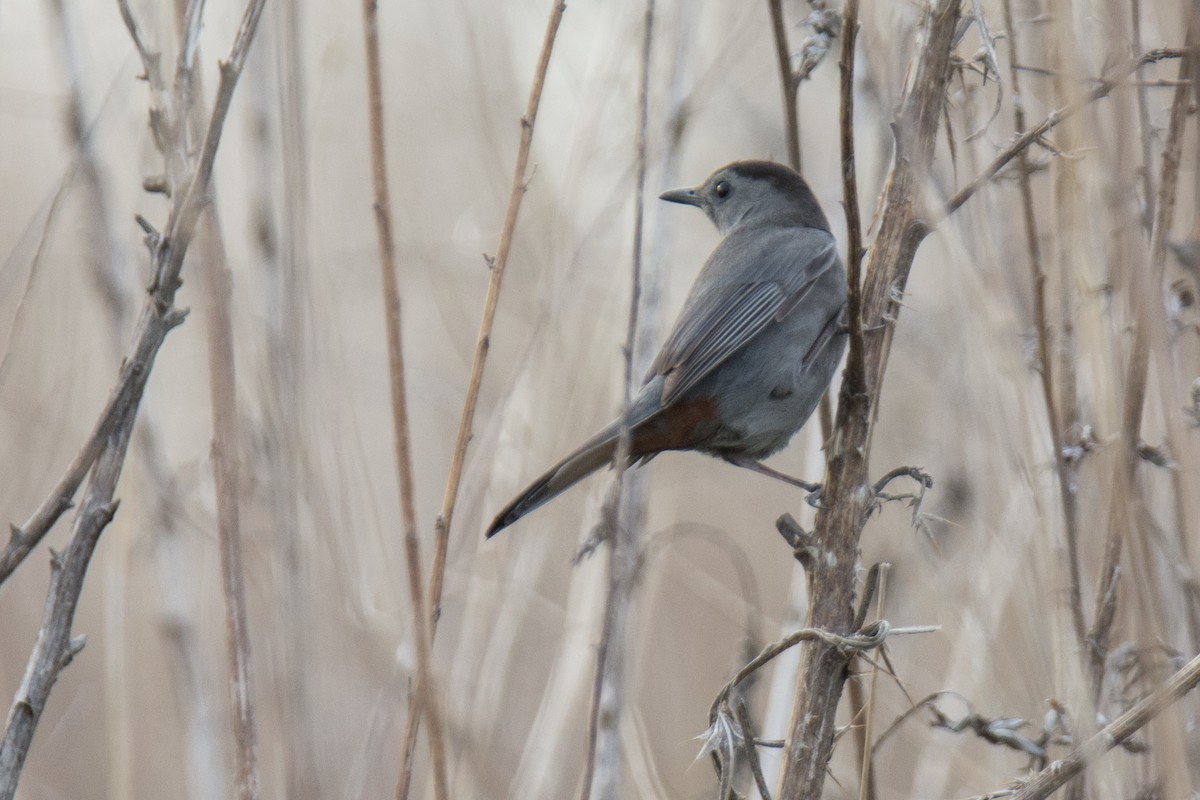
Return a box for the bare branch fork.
[0,0,268,796]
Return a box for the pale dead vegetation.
[1,0,1198,798]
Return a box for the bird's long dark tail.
[486,422,628,538]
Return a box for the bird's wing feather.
[648,229,839,406]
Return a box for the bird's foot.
[724,455,822,505]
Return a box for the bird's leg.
[723,455,821,493]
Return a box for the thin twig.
[1006,650,1200,800]
[735,698,773,800]
[856,565,886,800]
[767,0,801,171]
[427,0,567,619]
[395,2,566,793]
[0,0,268,792]
[939,49,1186,222]
[356,1,450,799]
[712,621,937,715]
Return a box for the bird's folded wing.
[648,234,839,406]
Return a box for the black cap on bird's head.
[659,160,830,235]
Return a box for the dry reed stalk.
[426,0,568,622]
[999,0,1087,656]
[201,214,261,800]
[1090,0,1200,699]
[174,6,262,794]
[356,2,450,800]
[248,16,320,794]
[1010,650,1200,800]
[394,3,566,795]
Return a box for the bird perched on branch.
[487,160,847,538]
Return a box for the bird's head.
[659,160,830,235]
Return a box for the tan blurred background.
[1,0,1198,797]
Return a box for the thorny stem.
[778,3,962,798]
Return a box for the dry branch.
[1007,650,1200,800]
[999,0,1087,655]
[0,0,268,794]
[777,3,961,797]
[201,218,260,800]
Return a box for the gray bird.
[487,160,846,538]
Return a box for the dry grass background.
[1,0,1198,798]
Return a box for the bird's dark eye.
[715,180,731,198]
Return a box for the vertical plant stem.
[357,2,450,800]
[395,4,567,795]
[855,566,885,800]
[839,0,865,397]
[777,4,961,798]
[767,0,836,442]
[201,214,260,800]
[427,0,568,623]
[767,0,802,171]
[1089,0,1199,699]
[1000,0,1087,658]
[0,0,268,791]
[583,5,655,799]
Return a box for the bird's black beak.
[659,187,704,207]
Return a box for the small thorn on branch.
[164,307,190,329]
[135,214,161,253]
[1135,440,1176,469]
[776,513,812,561]
[142,175,169,195]
[872,465,933,496]
[65,635,88,664]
